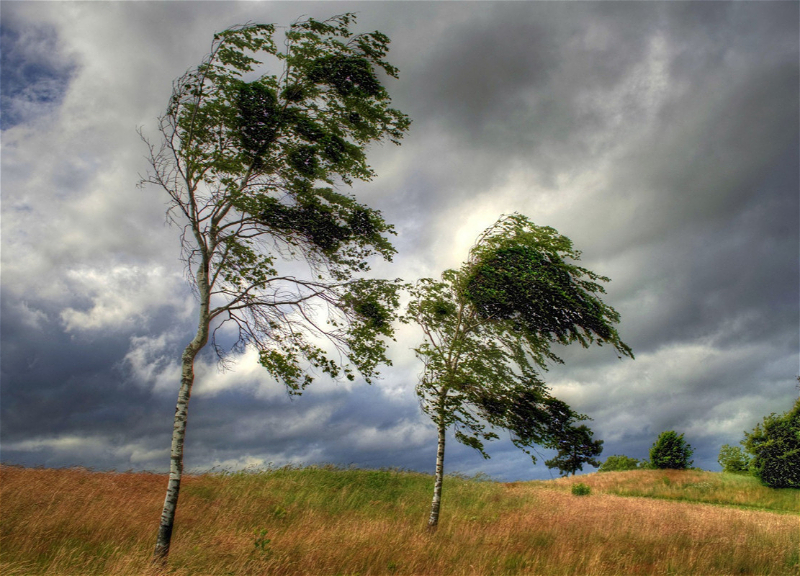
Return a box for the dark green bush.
[598,454,641,472]
[571,483,591,496]
[649,431,694,470]
[743,399,800,488]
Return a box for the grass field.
[1,464,797,575]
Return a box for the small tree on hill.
[404,213,633,530]
[140,15,409,562]
[598,454,641,472]
[717,444,751,474]
[649,431,693,469]
[545,423,604,477]
[743,399,800,488]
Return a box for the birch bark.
[153,265,210,562]
[427,393,447,530]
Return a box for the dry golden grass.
[1,465,797,575]
[542,469,800,513]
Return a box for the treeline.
[597,402,800,490]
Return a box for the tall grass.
[1,465,797,575]
[542,469,799,513]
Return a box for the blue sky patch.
[1,22,77,130]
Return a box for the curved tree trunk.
[427,405,447,530]
[153,266,210,564]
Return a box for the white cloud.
[340,418,431,452]
[200,449,328,473]
[60,265,189,332]
[4,435,170,467]
[17,301,49,330]
[192,347,285,399]
[122,332,182,394]
[549,338,796,444]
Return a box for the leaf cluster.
[404,274,519,456]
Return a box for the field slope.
[1,465,797,575]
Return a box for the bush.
[649,431,694,470]
[718,444,751,474]
[743,399,800,488]
[598,454,641,472]
[571,483,591,496]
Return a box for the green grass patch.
[550,469,800,514]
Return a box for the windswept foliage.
[464,215,633,359]
[405,213,632,528]
[143,15,410,387]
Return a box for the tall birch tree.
[404,214,632,530]
[140,15,409,562]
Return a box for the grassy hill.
[1,465,797,575]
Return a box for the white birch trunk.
[427,405,447,530]
[153,265,210,563]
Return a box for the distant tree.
[404,213,632,530]
[598,454,641,472]
[140,15,409,562]
[545,423,604,477]
[717,444,751,474]
[649,431,694,470]
[743,399,800,488]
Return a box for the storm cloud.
[1,1,797,480]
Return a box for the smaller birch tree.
[140,14,409,562]
[404,214,632,530]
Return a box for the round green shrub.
[649,431,694,470]
[571,482,591,496]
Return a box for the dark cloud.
[1,1,797,482]
[0,294,187,466]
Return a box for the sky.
[1,1,798,482]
